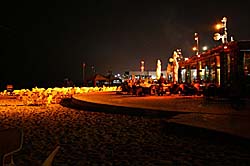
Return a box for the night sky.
[1,0,250,89]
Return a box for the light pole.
[194,32,199,55]
[221,17,228,43]
[194,32,200,81]
[140,60,144,72]
[214,17,228,44]
[140,60,145,79]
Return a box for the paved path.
[73,92,250,139]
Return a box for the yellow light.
[215,23,223,30]
[141,66,144,72]
[192,46,197,51]
[140,60,144,72]
[169,57,174,63]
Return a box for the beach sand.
[0,98,250,165]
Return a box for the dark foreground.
[0,98,250,166]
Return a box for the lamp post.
[140,60,144,72]
[194,32,200,81]
[221,17,228,43]
[194,32,199,55]
[140,60,145,79]
[214,17,228,44]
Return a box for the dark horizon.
[1,1,250,89]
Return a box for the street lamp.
[213,17,228,44]
[194,32,199,55]
[194,32,200,81]
[140,60,145,72]
[192,46,198,51]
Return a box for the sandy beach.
[1,98,250,165]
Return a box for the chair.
[0,128,23,166]
[0,128,60,166]
[42,146,60,166]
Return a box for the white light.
[202,46,208,51]
[213,33,221,41]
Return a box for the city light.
[202,46,208,51]
[215,23,223,30]
[192,46,198,51]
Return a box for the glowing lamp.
[215,23,223,30]
[202,46,208,51]
[213,33,221,41]
[192,46,197,51]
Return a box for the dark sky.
[1,0,250,88]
